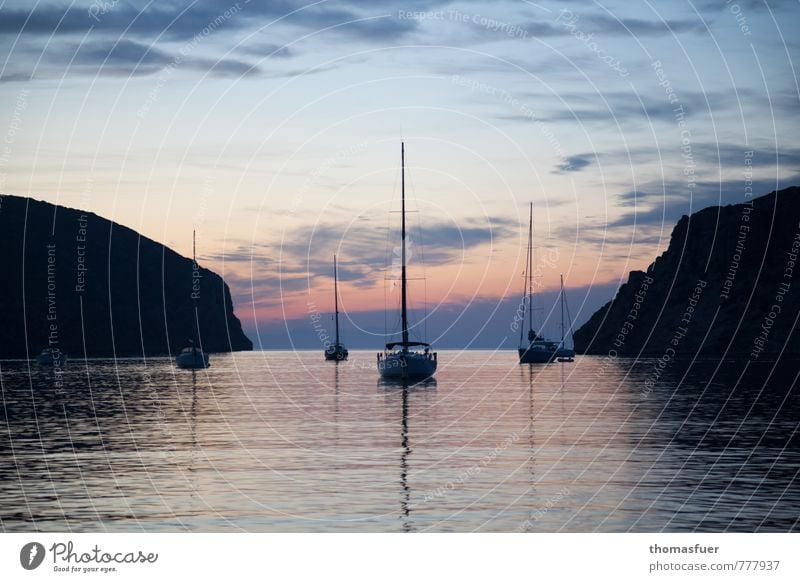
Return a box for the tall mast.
[560,273,565,346]
[527,203,533,335]
[333,254,340,346]
[401,142,409,348]
[192,229,197,356]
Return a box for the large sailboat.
[324,254,349,361]
[377,143,437,380]
[176,231,210,369]
[518,203,559,364]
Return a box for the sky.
[1,0,798,349]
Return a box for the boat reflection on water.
[378,377,437,532]
[524,364,537,531]
[398,386,412,532]
[332,361,341,446]
[377,377,438,391]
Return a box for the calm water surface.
[1,351,797,532]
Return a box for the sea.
[1,351,797,532]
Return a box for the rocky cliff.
[0,194,252,358]
[574,187,800,357]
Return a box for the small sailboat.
[176,230,210,369]
[377,143,437,380]
[556,274,576,362]
[518,203,558,364]
[176,341,208,369]
[324,254,349,361]
[36,347,67,366]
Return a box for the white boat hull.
[378,352,437,380]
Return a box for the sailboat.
[324,254,349,361]
[377,142,437,380]
[518,203,559,364]
[176,230,210,369]
[556,274,576,362]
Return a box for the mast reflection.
[379,377,436,532]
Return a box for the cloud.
[254,214,517,289]
[610,176,800,227]
[533,88,760,129]
[414,218,515,252]
[697,0,798,11]
[520,14,706,38]
[263,63,341,79]
[201,243,274,264]
[0,1,419,42]
[237,43,295,59]
[76,39,171,66]
[41,38,260,78]
[1,2,420,81]
[203,57,258,77]
[769,92,800,117]
[549,142,800,183]
[554,153,594,173]
[0,72,32,83]
[586,15,707,36]
[207,212,518,314]
[691,143,800,171]
[611,145,800,211]
[541,101,676,124]
[335,14,418,40]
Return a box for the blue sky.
[1,0,798,348]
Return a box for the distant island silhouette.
[0,195,252,359]
[575,186,799,358]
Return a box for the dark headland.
[574,186,800,358]
[0,194,252,359]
